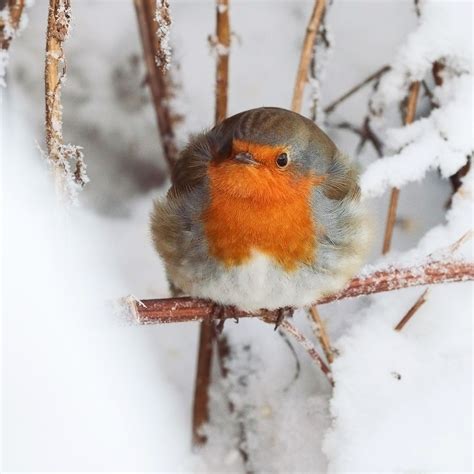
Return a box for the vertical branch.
[1,0,25,50]
[382,81,420,254]
[0,0,25,86]
[214,0,230,124]
[45,0,87,201]
[134,0,178,171]
[291,0,326,114]
[192,0,231,447]
[192,320,214,446]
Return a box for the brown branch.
[324,65,390,115]
[0,0,25,51]
[214,0,230,124]
[191,0,231,448]
[382,81,420,254]
[215,334,252,473]
[308,306,334,364]
[134,0,178,171]
[130,258,474,324]
[394,288,429,331]
[330,118,384,157]
[45,0,67,190]
[291,0,326,114]
[191,320,213,446]
[44,0,87,200]
[277,319,333,385]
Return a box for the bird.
[150,107,370,314]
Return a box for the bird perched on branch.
[151,107,370,313]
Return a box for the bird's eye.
[276,153,289,168]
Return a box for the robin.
[151,107,370,313]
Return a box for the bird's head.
[208,107,352,203]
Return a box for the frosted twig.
[308,306,334,364]
[154,0,172,72]
[276,319,333,385]
[382,81,420,254]
[214,0,230,124]
[324,65,390,115]
[394,288,429,331]
[44,0,88,203]
[134,0,179,171]
[291,0,326,114]
[131,258,474,324]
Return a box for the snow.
[2,0,473,472]
[2,110,195,471]
[324,281,472,472]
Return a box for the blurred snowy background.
[1,0,472,472]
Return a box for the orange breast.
[203,161,318,271]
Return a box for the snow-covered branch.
[129,257,474,325]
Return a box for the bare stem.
[277,319,333,385]
[191,0,231,448]
[324,65,390,115]
[192,320,214,446]
[394,288,429,331]
[291,0,326,114]
[309,306,334,363]
[134,0,178,171]
[382,81,420,254]
[214,0,230,124]
[130,258,474,324]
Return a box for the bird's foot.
[211,303,227,335]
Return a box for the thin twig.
[191,0,231,448]
[330,118,384,157]
[192,320,213,446]
[277,319,333,385]
[130,258,474,324]
[134,0,178,171]
[44,0,87,201]
[446,229,474,254]
[394,288,429,331]
[308,306,334,363]
[324,65,390,115]
[291,0,326,114]
[214,0,230,124]
[382,81,420,254]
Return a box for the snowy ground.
[2,0,472,472]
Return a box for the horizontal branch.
[130,258,474,324]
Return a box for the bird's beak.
[234,151,259,166]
